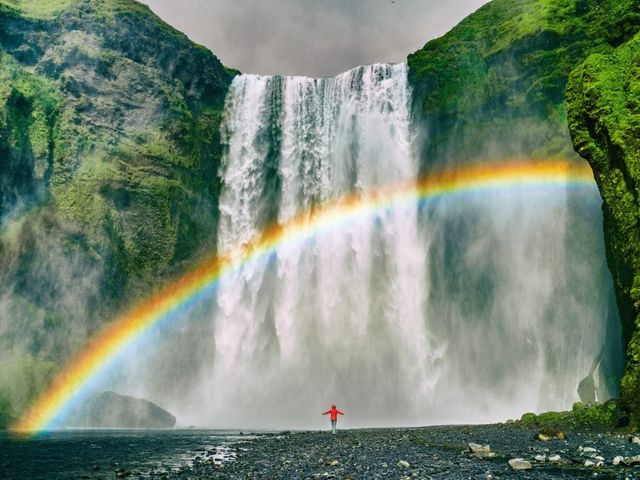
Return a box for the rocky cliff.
[0,0,233,423]
[567,31,640,426]
[408,0,640,424]
[408,0,640,168]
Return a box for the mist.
[89,64,622,430]
[140,0,491,76]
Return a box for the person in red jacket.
[322,404,344,434]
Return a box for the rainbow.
[12,159,596,433]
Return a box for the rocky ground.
[7,425,640,479]
[174,425,640,479]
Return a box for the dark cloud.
[140,0,490,77]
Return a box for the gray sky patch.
[140,0,490,77]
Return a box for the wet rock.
[579,446,597,453]
[535,433,551,442]
[624,455,640,465]
[468,443,491,454]
[508,458,532,470]
[630,435,640,444]
[115,469,132,478]
[397,460,410,468]
[613,455,624,465]
[65,391,176,429]
[534,454,546,462]
[328,460,339,466]
[584,460,595,467]
[548,454,561,462]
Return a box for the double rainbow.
[12,159,596,433]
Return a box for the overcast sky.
[140,0,490,77]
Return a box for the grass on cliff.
[0,0,79,18]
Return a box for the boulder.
[64,391,176,429]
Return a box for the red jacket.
[322,405,344,421]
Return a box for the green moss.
[517,400,623,430]
[407,0,640,167]
[0,353,58,422]
[567,31,640,426]
[0,0,233,413]
[0,0,79,18]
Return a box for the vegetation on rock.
[408,0,640,168]
[408,0,640,425]
[567,31,640,427]
[518,400,623,431]
[0,0,234,420]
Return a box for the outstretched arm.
[337,410,344,415]
[322,410,330,415]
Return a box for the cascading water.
[119,63,622,429]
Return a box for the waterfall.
[126,64,622,429]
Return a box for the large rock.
[65,391,176,429]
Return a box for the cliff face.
[0,0,233,422]
[567,32,640,426]
[408,0,640,422]
[408,0,640,168]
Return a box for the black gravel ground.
[4,425,640,479]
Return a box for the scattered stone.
[535,433,551,442]
[580,446,598,453]
[508,458,532,470]
[328,460,339,467]
[548,454,561,463]
[629,436,640,444]
[613,456,624,465]
[624,455,640,465]
[115,469,132,478]
[556,432,566,440]
[595,455,604,462]
[584,460,595,467]
[397,460,410,468]
[468,443,491,454]
[534,454,546,462]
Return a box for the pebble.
[625,455,640,465]
[508,458,532,470]
[580,446,598,453]
[468,443,490,454]
[397,460,410,468]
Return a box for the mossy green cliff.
[408,0,640,166]
[0,0,234,423]
[408,0,640,425]
[567,31,640,427]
